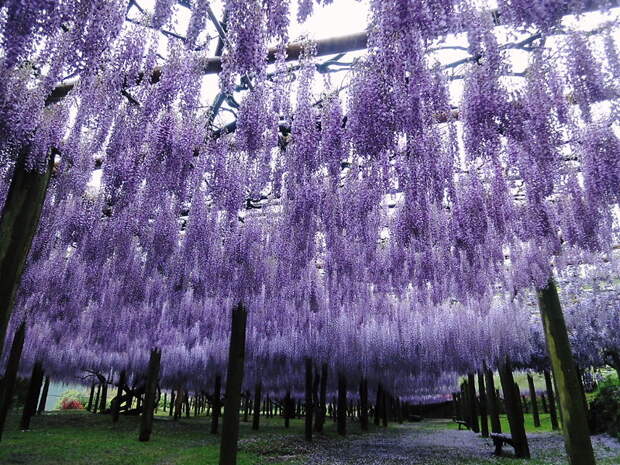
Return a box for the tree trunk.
[477,371,489,437]
[20,360,44,430]
[527,373,540,428]
[304,358,313,441]
[538,278,595,465]
[359,377,369,431]
[252,381,261,430]
[93,384,101,414]
[498,358,530,459]
[211,374,222,434]
[337,372,347,436]
[0,321,26,441]
[219,303,247,465]
[0,150,54,357]
[484,365,501,434]
[284,390,291,428]
[139,348,161,442]
[381,389,388,427]
[112,370,126,423]
[243,391,250,423]
[374,384,381,426]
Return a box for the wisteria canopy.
[0,0,619,460]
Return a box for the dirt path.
[298,420,620,465]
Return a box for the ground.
[0,411,618,465]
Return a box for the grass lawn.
[0,409,383,465]
[443,413,557,433]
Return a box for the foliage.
[589,374,620,439]
[55,389,89,411]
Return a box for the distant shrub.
[589,375,620,438]
[60,398,84,410]
[56,389,89,410]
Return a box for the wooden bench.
[490,433,516,456]
[452,417,470,430]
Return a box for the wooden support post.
[541,392,548,413]
[452,393,460,420]
[243,391,250,423]
[305,358,313,441]
[284,390,291,428]
[252,381,261,430]
[20,360,44,430]
[484,366,501,434]
[112,370,126,423]
[374,385,381,426]
[211,374,222,434]
[477,371,489,437]
[0,151,54,356]
[86,383,95,412]
[498,358,530,459]
[218,303,247,465]
[99,381,108,413]
[538,278,595,465]
[543,371,559,430]
[93,384,101,414]
[37,376,50,415]
[163,392,167,412]
[139,348,161,442]
[359,378,369,431]
[381,388,388,427]
[527,373,541,427]
[0,322,25,441]
[169,391,175,417]
[337,372,347,436]
[467,373,480,433]
[315,363,327,432]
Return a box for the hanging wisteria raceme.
[1,0,619,418]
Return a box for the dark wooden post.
[381,389,388,427]
[112,370,126,423]
[169,391,175,416]
[477,371,489,437]
[218,303,247,465]
[284,390,291,428]
[19,360,44,430]
[498,358,530,458]
[541,392,548,413]
[163,392,167,412]
[460,381,470,427]
[374,384,381,426]
[304,358,313,441]
[467,373,479,433]
[99,380,108,413]
[211,374,222,434]
[484,366,501,434]
[86,382,95,412]
[243,391,250,422]
[527,373,540,427]
[93,383,101,414]
[315,363,327,432]
[0,151,54,356]
[337,372,347,436]
[0,321,25,441]
[538,278,594,465]
[452,393,460,420]
[252,381,261,430]
[543,369,559,430]
[36,376,50,415]
[359,378,369,431]
[138,348,161,442]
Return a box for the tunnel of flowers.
[0,1,619,465]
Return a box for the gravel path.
[299,421,620,465]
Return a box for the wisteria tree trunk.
[527,373,540,428]
[211,374,222,434]
[374,384,381,426]
[86,383,95,412]
[304,358,313,441]
[498,358,530,459]
[37,376,50,415]
[537,278,595,465]
[0,321,25,441]
[543,369,559,430]
[0,151,53,357]
[467,373,479,433]
[484,366,501,434]
[20,360,44,430]
[139,348,161,442]
[315,363,327,432]
[219,303,247,465]
[477,371,489,437]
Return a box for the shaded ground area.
[0,412,618,465]
[302,420,620,465]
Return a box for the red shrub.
[60,398,84,410]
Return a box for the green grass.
[0,409,381,465]
[443,413,556,433]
